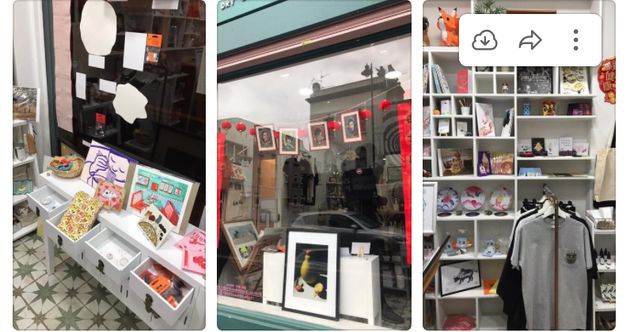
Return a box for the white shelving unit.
[13,119,39,241]
[586,216,616,329]
[422,1,609,329]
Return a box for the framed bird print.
[282,229,339,320]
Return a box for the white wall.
[14,0,51,164]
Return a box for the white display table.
[37,171,205,329]
[263,251,382,325]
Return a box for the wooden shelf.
[426,175,515,181]
[13,155,36,168]
[517,115,596,120]
[438,288,498,299]
[516,94,597,99]
[517,175,594,181]
[437,212,514,221]
[517,156,594,161]
[423,46,459,53]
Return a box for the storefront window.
[218,34,411,329]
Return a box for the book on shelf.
[431,64,442,94]
[456,69,471,93]
[431,64,450,94]
[517,67,553,94]
[437,65,451,93]
[475,103,495,137]
[560,67,589,95]
[424,64,429,93]
[437,148,474,177]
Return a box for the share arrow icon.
[519,30,542,50]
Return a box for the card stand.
[27,185,70,220]
[85,227,142,286]
[129,257,195,326]
[44,209,101,263]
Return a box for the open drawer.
[129,258,195,325]
[27,186,70,220]
[44,209,101,262]
[85,228,141,285]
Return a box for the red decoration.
[235,122,247,132]
[598,57,616,105]
[397,101,412,265]
[298,128,308,138]
[379,99,393,111]
[359,109,372,120]
[274,131,279,138]
[249,127,256,136]
[220,121,232,130]
[327,121,341,131]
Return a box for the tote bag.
[594,129,615,202]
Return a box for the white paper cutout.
[123,32,147,71]
[79,0,117,56]
[152,0,179,10]
[99,79,117,94]
[113,83,147,124]
[88,54,105,69]
[75,72,86,100]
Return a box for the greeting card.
[94,179,125,211]
[137,205,174,248]
[58,191,103,241]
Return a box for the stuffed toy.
[423,16,430,46]
[437,7,459,46]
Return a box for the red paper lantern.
[327,121,341,131]
[220,121,232,130]
[274,131,279,138]
[379,99,393,111]
[249,128,256,136]
[235,122,247,132]
[298,128,308,138]
[359,108,373,120]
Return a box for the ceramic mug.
[461,106,471,115]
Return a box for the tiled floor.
[13,233,150,330]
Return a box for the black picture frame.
[439,260,482,297]
[281,228,340,320]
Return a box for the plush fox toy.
[437,7,459,46]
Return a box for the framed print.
[560,67,590,95]
[256,125,276,151]
[308,121,330,150]
[221,220,259,272]
[283,230,339,320]
[423,182,437,234]
[341,111,362,143]
[125,164,199,235]
[81,140,136,188]
[279,128,299,155]
[439,260,481,297]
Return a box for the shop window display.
[218,35,411,328]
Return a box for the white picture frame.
[308,121,330,150]
[279,128,299,155]
[341,111,362,143]
[256,125,276,151]
[423,182,438,234]
[221,220,259,272]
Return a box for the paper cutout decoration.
[177,230,206,275]
[79,0,117,56]
[126,164,198,234]
[81,141,136,188]
[58,191,103,241]
[112,83,148,124]
[94,179,125,211]
[123,32,147,71]
[137,205,174,248]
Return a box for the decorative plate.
[489,187,512,211]
[461,186,485,211]
[437,187,460,212]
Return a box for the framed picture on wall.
[341,111,362,143]
[256,125,276,152]
[308,121,330,150]
[423,182,438,234]
[282,229,339,320]
[439,260,482,297]
[279,128,299,155]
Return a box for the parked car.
[290,210,406,259]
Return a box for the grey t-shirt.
[511,217,593,330]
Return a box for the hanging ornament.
[249,127,256,136]
[379,99,393,111]
[298,128,308,138]
[598,56,616,105]
[327,121,341,131]
[359,108,373,120]
[274,131,279,139]
[235,122,247,133]
[220,121,232,130]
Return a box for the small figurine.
[543,100,557,116]
[482,240,497,257]
[423,16,431,46]
[501,82,509,94]
[437,7,459,46]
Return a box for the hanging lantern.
[249,127,256,136]
[220,121,232,130]
[359,108,373,120]
[274,131,279,139]
[235,122,247,133]
[379,99,393,111]
[327,121,341,131]
[298,128,308,138]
